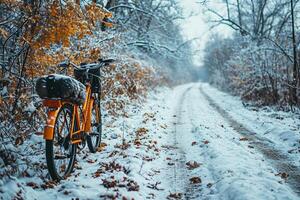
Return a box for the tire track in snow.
[171,86,191,198]
[200,85,300,196]
[168,85,202,199]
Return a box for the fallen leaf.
[167,192,182,199]
[26,182,39,189]
[108,150,119,157]
[239,137,248,141]
[93,171,101,178]
[203,140,209,144]
[275,172,289,180]
[143,156,154,162]
[189,177,201,184]
[186,161,201,170]
[41,181,57,189]
[102,178,118,188]
[126,180,139,191]
[97,143,107,152]
[15,137,24,146]
[87,159,96,164]
[136,127,149,136]
[134,139,142,146]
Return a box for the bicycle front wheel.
[87,93,102,153]
[45,104,77,181]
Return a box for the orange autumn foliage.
[17,0,112,76]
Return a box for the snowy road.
[161,83,299,199]
[2,82,300,200]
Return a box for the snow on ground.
[166,83,299,199]
[201,83,300,165]
[1,82,300,200]
[0,87,175,200]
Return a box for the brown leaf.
[191,141,197,146]
[275,172,289,180]
[97,143,107,152]
[143,156,154,162]
[87,159,97,164]
[186,161,201,170]
[15,137,24,146]
[102,178,118,188]
[134,139,142,146]
[115,142,130,150]
[93,171,101,178]
[239,137,248,141]
[108,150,119,157]
[126,180,139,191]
[26,182,39,189]
[167,192,182,199]
[136,127,149,136]
[203,140,209,144]
[41,181,57,189]
[189,177,202,184]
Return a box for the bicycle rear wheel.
[45,104,77,181]
[87,93,102,153]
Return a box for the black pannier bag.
[74,66,101,93]
[36,74,86,105]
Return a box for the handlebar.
[57,58,115,71]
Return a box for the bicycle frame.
[43,84,94,144]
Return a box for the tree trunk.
[236,0,243,35]
[290,0,298,105]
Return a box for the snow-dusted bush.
[204,33,299,108]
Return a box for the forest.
[203,0,300,109]
[1,0,300,199]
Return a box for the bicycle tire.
[45,104,77,181]
[87,92,102,153]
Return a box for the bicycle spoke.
[47,104,76,180]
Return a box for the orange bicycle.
[36,58,114,181]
